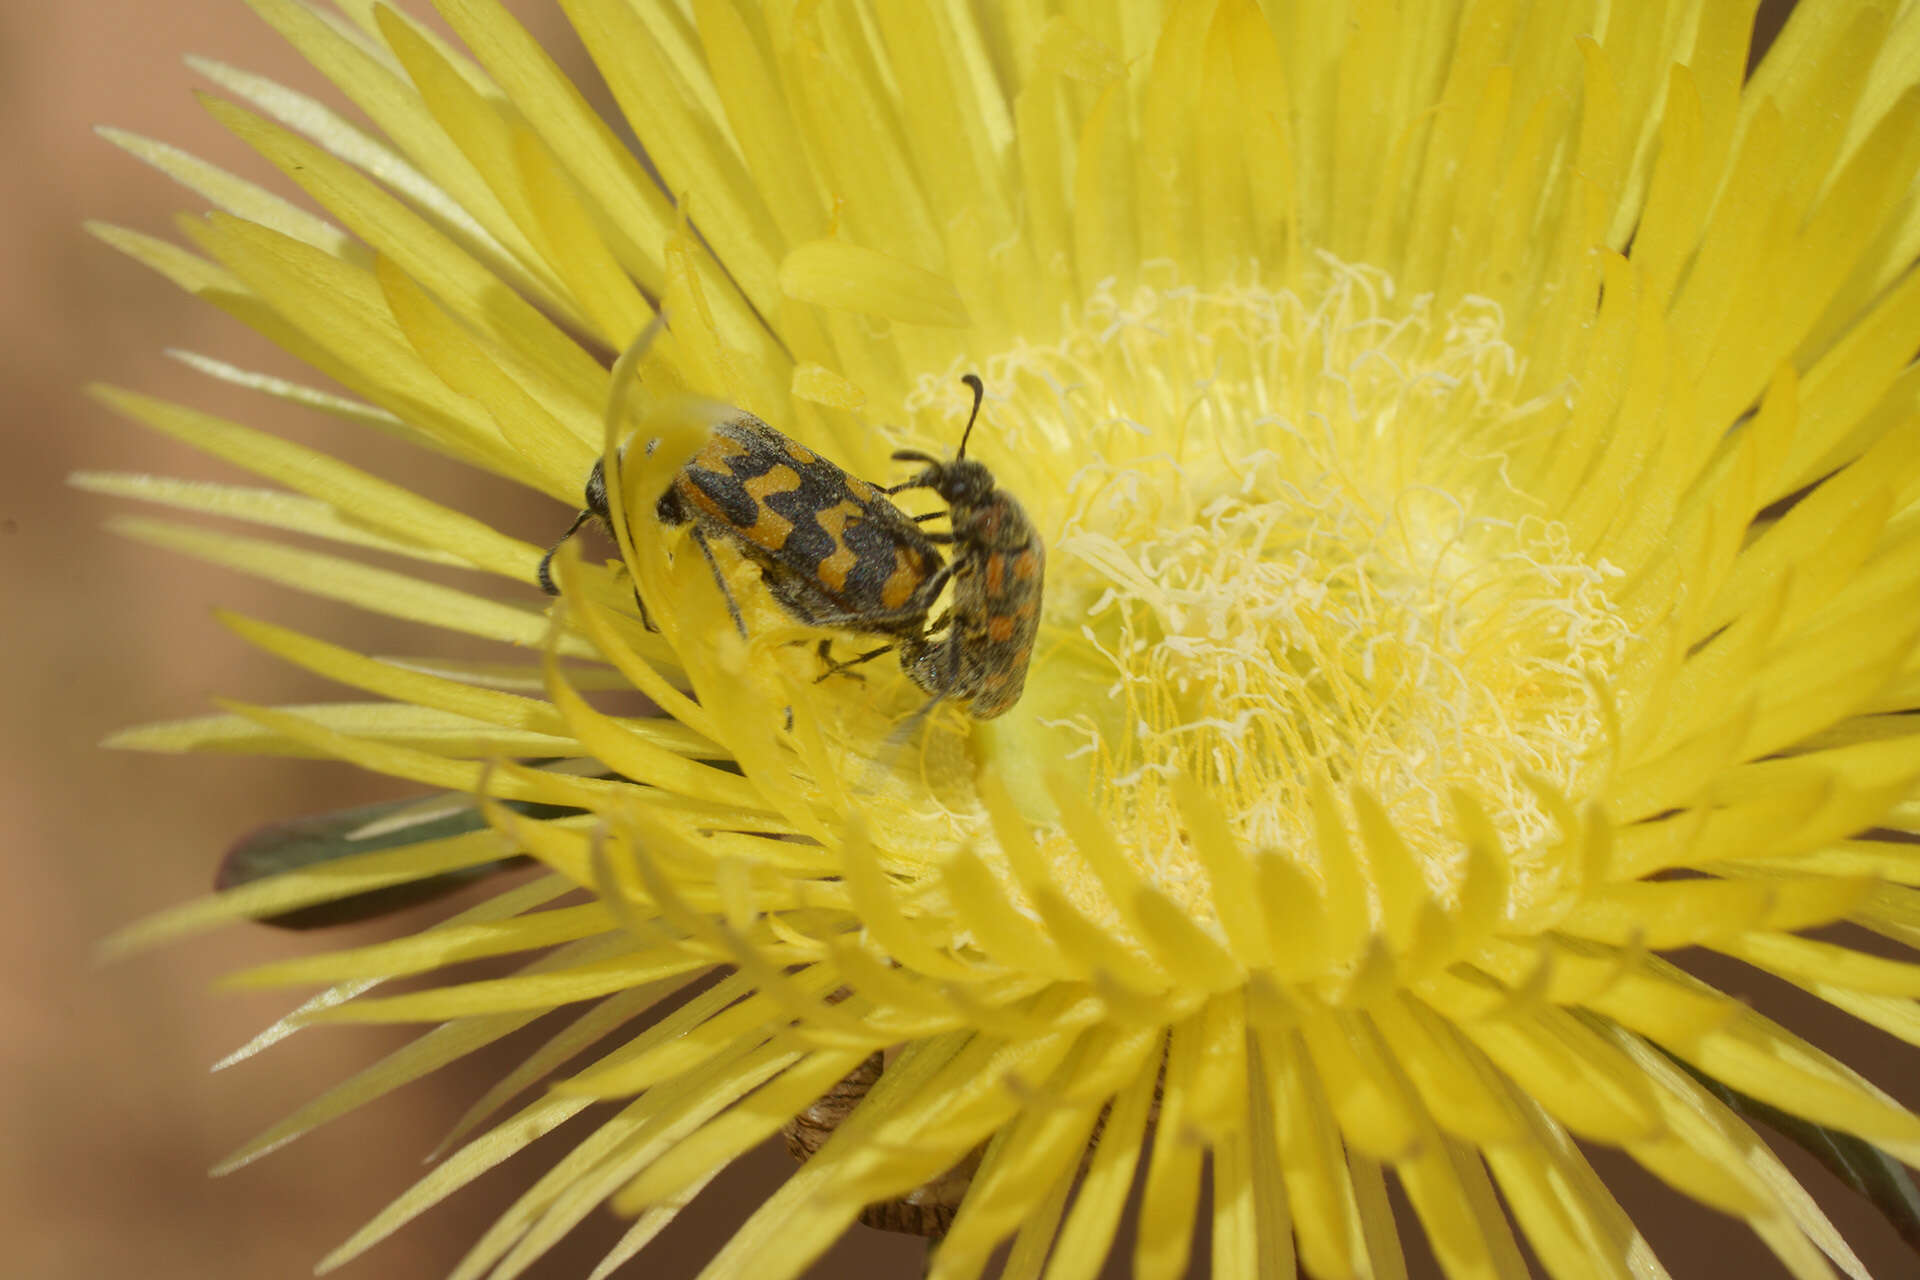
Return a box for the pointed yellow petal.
[109,516,566,649]
[779,239,970,328]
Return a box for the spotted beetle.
[884,375,1046,720]
[538,411,953,675]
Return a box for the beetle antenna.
[956,374,985,459]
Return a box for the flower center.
[948,261,1632,918]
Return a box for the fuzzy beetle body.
[885,376,1046,720]
[540,414,951,656]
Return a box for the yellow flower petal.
[94,4,1920,1276]
[778,239,971,328]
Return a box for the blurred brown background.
[11,2,1911,1279]
[2,2,914,1277]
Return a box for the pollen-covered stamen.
[969,263,1633,931]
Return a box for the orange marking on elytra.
[814,500,866,592]
[816,499,865,535]
[880,548,921,610]
[987,614,1017,643]
[707,434,753,463]
[816,546,858,592]
[683,478,791,550]
[743,464,803,503]
[737,465,802,547]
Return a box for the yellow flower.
[97,1,1920,1277]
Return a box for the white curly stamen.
[930,262,1631,911]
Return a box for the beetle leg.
[919,561,956,600]
[689,525,748,637]
[536,507,595,596]
[539,459,662,629]
[813,638,897,683]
